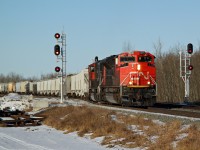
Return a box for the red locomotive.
[88,51,156,106]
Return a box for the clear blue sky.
[1,0,200,78]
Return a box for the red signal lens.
[188,65,193,70]
[187,43,193,54]
[55,50,59,55]
[188,49,193,54]
[55,66,61,72]
[54,33,60,39]
[54,45,60,55]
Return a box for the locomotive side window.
[120,57,135,62]
[138,56,152,62]
[90,66,95,72]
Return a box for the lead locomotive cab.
[88,51,156,107]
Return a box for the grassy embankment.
[39,106,200,150]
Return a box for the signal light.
[54,45,60,55]
[137,64,141,71]
[54,33,60,39]
[188,65,193,70]
[187,43,193,54]
[55,66,61,72]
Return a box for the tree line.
[0,72,57,83]
[154,41,200,103]
[1,42,200,103]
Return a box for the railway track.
[0,108,45,127]
[2,94,200,121]
[50,97,200,121]
[32,95,200,120]
[145,107,200,118]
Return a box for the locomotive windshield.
[120,56,135,62]
[138,56,152,62]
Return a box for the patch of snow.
[180,124,190,131]
[0,93,32,111]
[110,138,126,143]
[172,133,188,148]
[3,93,22,100]
[92,136,105,144]
[148,135,159,143]
[0,125,139,150]
[152,119,165,126]
[176,133,188,141]
[83,132,93,139]
[128,125,145,135]
[0,125,136,150]
[110,114,117,121]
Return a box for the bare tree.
[40,73,57,80]
[122,41,133,52]
[0,72,24,83]
[153,37,163,59]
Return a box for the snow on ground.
[0,93,33,111]
[61,98,200,123]
[0,125,136,150]
[0,94,142,150]
[0,94,198,150]
[2,93,200,122]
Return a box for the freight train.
[0,51,156,106]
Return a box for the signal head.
[187,43,193,54]
[54,45,60,55]
[54,33,60,39]
[55,66,61,72]
[188,65,193,70]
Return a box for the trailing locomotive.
[88,51,156,106]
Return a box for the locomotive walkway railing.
[120,71,157,94]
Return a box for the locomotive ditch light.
[54,45,60,55]
[187,43,193,54]
[188,65,193,70]
[55,66,61,72]
[129,81,133,85]
[54,33,60,39]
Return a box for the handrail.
[149,75,157,95]
[120,72,138,86]
[149,75,156,85]
[139,72,149,80]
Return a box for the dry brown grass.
[148,120,181,150]
[40,106,151,148]
[39,106,200,149]
[25,107,33,112]
[176,124,200,150]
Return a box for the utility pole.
[54,32,67,103]
[180,43,193,102]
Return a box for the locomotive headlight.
[147,81,150,85]
[129,81,133,85]
[137,64,141,71]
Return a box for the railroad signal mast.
[54,32,67,103]
[180,43,193,102]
